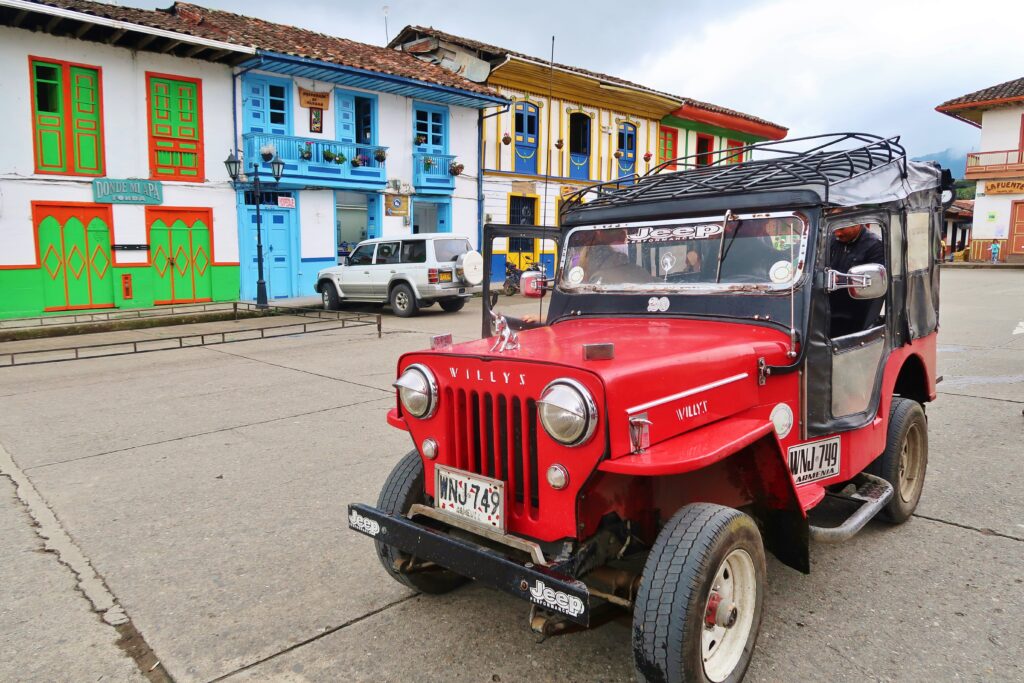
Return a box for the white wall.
[979,106,1024,152]
[972,184,1021,239]
[0,27,238,266]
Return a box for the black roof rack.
[561,133,908,218]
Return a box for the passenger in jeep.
[829,223,885,337]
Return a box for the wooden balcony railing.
[413,152,456,193]
[965,148,1024,178]
[243,133,388,188]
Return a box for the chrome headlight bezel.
[393,363,438,419]
[537,378,598,446]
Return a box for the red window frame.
[28,56,106,177]
[695,133,714,167]
[145,72,205,182]
[658,127,678,170]
[727,139,745,163]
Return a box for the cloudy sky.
[128,0,1024,157]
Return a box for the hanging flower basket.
[415,134,427,145]
[554,138,564,150]
[351,154,370,168]
[614,150,624,159]
[373,148,388,163]
[299,142,313,161]
[322,149,336,162]
[643,151,653,162]
[423,157,435,171]
[502,132,512,146]
[334,153,347,165]
[449,161,465,176]
[260,144,276,162]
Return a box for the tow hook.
[705,592,738,629]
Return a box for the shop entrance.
[335,191,380,261]
[1011,201,1024,256]
[507,195,537,269]
[33,202,114,312]
[147,207,213,304]
[412,198,450,234]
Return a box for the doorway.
[412,198,450,234]
[147,207,213,304]
[240,191,297,300]
[33,202,115,312]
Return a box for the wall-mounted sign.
[92,178,163,205]
[385,194,409,217]
[299,87,330,110]
[277,196,296,208]
[560,184,584,198]
[985,180,1024,195]
[987,212,997,222]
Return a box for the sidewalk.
[939,261,1024,269]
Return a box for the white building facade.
[938,78,1024,262]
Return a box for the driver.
[579,228,653,284]
[829,223,885,337]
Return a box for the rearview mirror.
[520,270,546,299]
[339,255,350,266]
[826,263,887,299]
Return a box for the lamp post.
[224,152,284,308]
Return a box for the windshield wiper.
[714,210,739,284]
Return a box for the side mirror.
[339,256,350,266]
[520,270,546,298]
[826,264,887,299]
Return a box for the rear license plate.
[434,465,504,531]
[787,436,841,484]
[439,271,453,282]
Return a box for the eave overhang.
[0,0,255,65]
[245,51,508,109]
[670,104,787,141]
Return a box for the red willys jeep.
[348,133,954,682]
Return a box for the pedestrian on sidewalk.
[989,241,1001,263]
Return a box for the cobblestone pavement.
[0,271,1021,682]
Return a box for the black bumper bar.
[347,503,591,626]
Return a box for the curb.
[939,263,1024,270]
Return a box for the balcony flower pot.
[334,154,347,165]
[554,138,564,150]
[449,161,465,176]
[260,144,276,162]
[374,149,388,163]
[614,150,624,159]
[502,132,512,146]
[322,149,336,162]
[415,135,427,145]
[299,143,313,161]
[423,157,435,171]
[351,154,370,168]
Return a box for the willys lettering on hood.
[448,367,527,386]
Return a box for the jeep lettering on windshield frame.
[347,133,951,683]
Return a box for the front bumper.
[347,503,591,625]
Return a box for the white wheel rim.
[322,290,330,308]
[395,291,408,309]
[702,548,757,683]
[899,421,924,504]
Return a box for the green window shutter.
[149,76,202,179]
[31,61,67,173]
[69,66,103,175]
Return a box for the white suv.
[315,234,484,317]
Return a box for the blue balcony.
[413,152,456,194]
[243,132,388,190]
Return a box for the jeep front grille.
[445,388,540,518]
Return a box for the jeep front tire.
[321,282,341,311]
[375,451,467,594]
[633,504,765,683]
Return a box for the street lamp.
[224,151,284,308]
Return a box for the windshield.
[433,239,472,262]
[559,212,808,293]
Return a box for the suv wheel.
[633,504,765,683]
[375,451,467,594]
[439,298,465,313]
[321,283,341,311]
[868,397,928,523]
[389,283,418,317]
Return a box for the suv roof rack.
[561,133,908,218]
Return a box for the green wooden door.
[171,220,196,301]
[190,219,213,301]
[148,210,213,304]
[36,205,114,311]
[150,218,174,304]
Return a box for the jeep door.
[367,241,401,297]
[340,243,376,298]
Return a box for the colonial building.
[0,0,252,317]
[389,27,786,276]
[937,76,1024,263]
[0,1,503,317]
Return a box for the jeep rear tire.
[389,283,418,317]
[868,397,928,523]
[633,504,765,683]
[321,282,340,311]
[375,450,467,594]
[439,298,465,313]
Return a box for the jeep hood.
[411,317,792,454]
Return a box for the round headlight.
[393,364,437,419]
[538,379,597,446]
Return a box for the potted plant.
[614,150,624,159]
[299,142,313,161]
[351,154,370,168]
[423,156,435,171]
[374,148,388,163]
[502,132,512,146]
[415,134,427,145]
[643,151,653,162]
[334,153,347,165]
[322,149,336,162]
[554,138,564,150]
[449,161,465,176]
[260,144,276,162]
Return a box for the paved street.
[0,269,1022,683]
